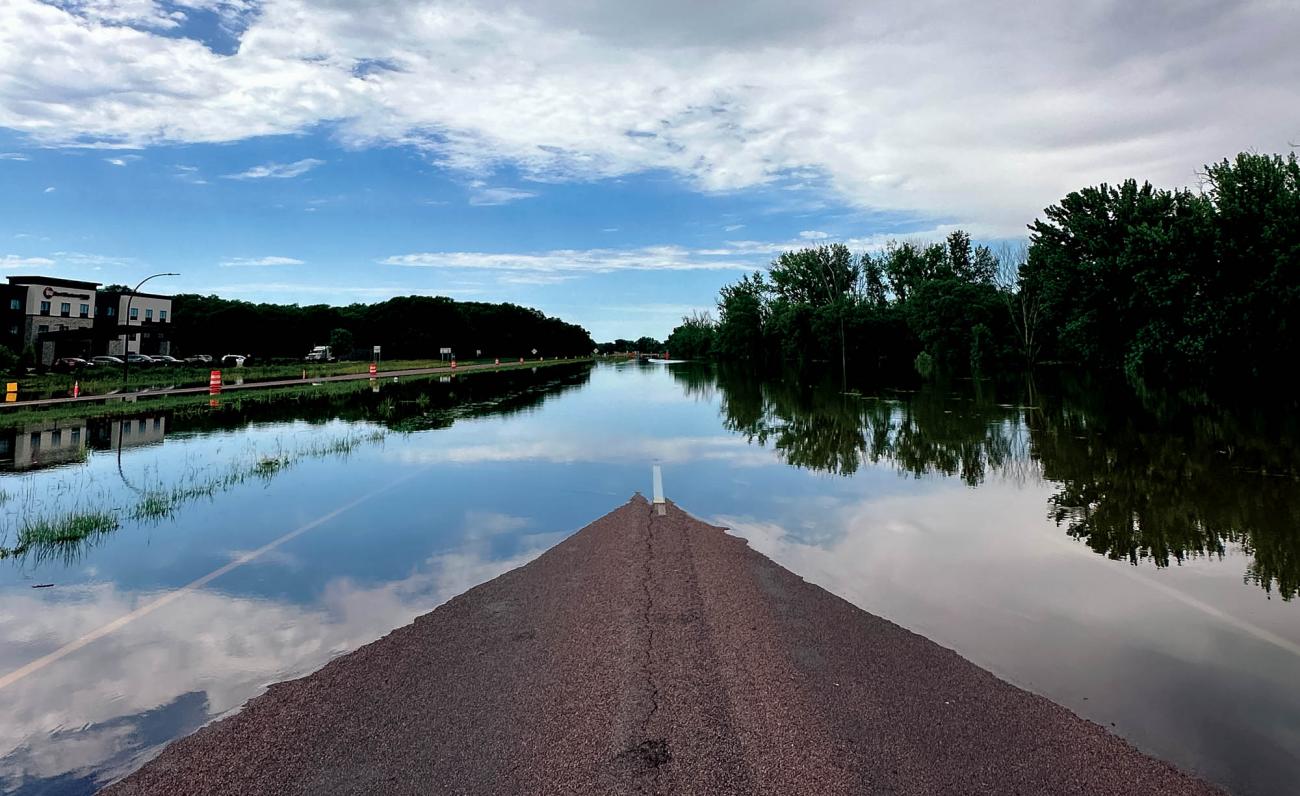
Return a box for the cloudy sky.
[0,0,1296,339]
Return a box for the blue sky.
[1,0,1295,340]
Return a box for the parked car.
[125,353,156,366]
[184,354,213,364]
[221,354,249,367]
[151,355,182,366]
[52,357,91,372]
[91,355,125,366]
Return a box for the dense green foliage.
[170,294,594,360]
[1024,152,1300,384]
[671,234,1009,380]
[670,151,1300,391]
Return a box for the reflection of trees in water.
[696,364,1035,484]
[1032,394,1300,600]
[681,363,1300,600]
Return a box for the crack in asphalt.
[621,499,670,791]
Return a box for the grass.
[0,509,122,563]
[3,356,581,400]
[0,356,594,428]
[1,428,388,561]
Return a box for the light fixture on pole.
[122,272,179,385]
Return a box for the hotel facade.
[0,276,174,365]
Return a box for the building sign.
[41,287,90,300]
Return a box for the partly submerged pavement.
[105,496,1222,795]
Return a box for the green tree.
[715,272,769,361]
[665,311,716,360]
[328,327,355,358]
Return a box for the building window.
[30,432,40,449]
[138,419,146,433]
[129,307,139,320]
[37,324,48,333]
[8,325,16,336]
[79,304,89,318]
[71,428,81,446]
[159,310,168,322]
[145,308,153,321]
[60,302,71,317]
[8,299,18,310]
[39,301,50,315]
[105,306,115,318]
[153,417,161,430]
[51,429,61,446]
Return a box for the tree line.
[667,151,1300,390]
[171,294,595,361]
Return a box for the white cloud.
[798,230,829,240]
[0,153,29,161]
[380,224,987,281]
[49,251,135,268]
[381,245,756,275]
[468,182,537,206]
[223,158,325,180]
[105,157,126,166]
[218,256,306,267]
[1,255,55,268]
[0,1,1296,230]
[42,187,55,193]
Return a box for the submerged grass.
[0,509,122,563]
[2,428,388,562]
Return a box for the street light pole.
[121,272,179,386]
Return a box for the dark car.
[151,355,182,366]
[52,357,91,372]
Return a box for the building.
[0,276,173,365]
[96,287,174,357]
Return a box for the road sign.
[475,349,481,356]
[531,348,537,355]
[373,345,381,355]
[440,347,452,354]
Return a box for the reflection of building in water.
[0,415,169,472]
[96,415,168,451]
[0,419,89,471]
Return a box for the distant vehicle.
[184,354,213,364]
[91,355,124,366]
[125,353,156,366]
[151,355,182,366]
[221,354,248,367]
[304,345,335,362]
[52,357,91,372]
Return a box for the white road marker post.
[652,465,666,516]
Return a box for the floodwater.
[1,361,1297,795]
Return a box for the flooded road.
[1,361,1297,795]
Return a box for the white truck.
[304,345,335,362]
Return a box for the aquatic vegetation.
[0,510,121,562]
[1,429,389,561]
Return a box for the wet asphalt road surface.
[104,496,1223,795]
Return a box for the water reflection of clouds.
[391,433,775,467]
[713,484,1300,795]
[0,537,555,793]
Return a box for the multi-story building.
[0,276,174,365]
[0,276,101,365]
[95,287,174,357]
